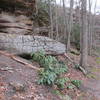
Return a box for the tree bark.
[62,0,67,41]
[48,0,54,39]
[92,0,97,49]
[80,0,88,68]
[66,0,74,52]
[88,0,92,55]
[55,0,59,40]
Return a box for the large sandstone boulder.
[0,33,66,54]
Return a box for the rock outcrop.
[0,13,32,35]
[0,0,35,15]
[0,33,66,54]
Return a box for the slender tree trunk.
[66,0,74,52]
[55,0,59,40]
[92,0,97,49]
[62,0,67,41]
[32,0,38,35]
[80,0,88,68]
[48,0,54,39]
[88,0,92,55]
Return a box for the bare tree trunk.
[80,0,88,68]
[62,0,67,41]
[66,0,74,52]
[92,0,97,49]
[88,0,92,55]
[55,0,59,41]
[32,0,39,36]
[48,0,54,39]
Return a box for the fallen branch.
[0,51,40,71]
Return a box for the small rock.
[60,94,72,100]
[9,82,26,92]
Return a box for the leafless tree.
[80,0,88,68]
[55,0,59,40]
[88,0,92,55]
[48,0,54,38]
[62,0,67,41]
[66,0,74,52]
[92,0,97,49]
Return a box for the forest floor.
[0,50,100,100]
[67,52,100,99]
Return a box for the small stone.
[9,82,26,92]
[60,94,72,100]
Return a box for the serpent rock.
[0,33,66,54]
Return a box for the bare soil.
[66,53,100,100]
[0,52,99,100]
[0,54,61,100]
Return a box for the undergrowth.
[31,51,81,89]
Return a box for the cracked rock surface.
[0,33,66,54]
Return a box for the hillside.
[0,0,100,100]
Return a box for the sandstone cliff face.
[0,0,66,54]
[0,33,66,54]
[0,0,35,15]
[0,13,32,35]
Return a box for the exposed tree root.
[0,51,40,71]
[63,53,87,75]
[0,51,87,74]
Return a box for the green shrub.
[53,61,68,75]
[31,51,81,89]
[71,80,82,88]
[33,0,55,26]
[31,51,68,87]
[55,78,70,89]
[38,69,57,85]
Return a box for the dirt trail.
[83,65,100,99]
[69,53,100,99]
